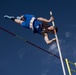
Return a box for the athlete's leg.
[42,33,56,44]
[4,15,23,25]
[14,19,23,25]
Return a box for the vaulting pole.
[50,11,66,75]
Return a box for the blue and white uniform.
[21,14,42,34]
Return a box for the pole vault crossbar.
[0,26,61,59]
[50,11,66,75]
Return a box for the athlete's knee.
[45,40,51,44]
[14,19,23,24]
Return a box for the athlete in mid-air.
[4,13,58,44]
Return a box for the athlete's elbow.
[45,40,51,44]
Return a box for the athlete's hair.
[55,26,58,32]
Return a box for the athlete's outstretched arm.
[37,17,54,23]
[42,33,56,44]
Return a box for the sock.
[11,17,15,21]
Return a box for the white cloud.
[65,32,75,39]
[48,43,58,55]
[42,42,63,64]
[73,50,76,57]
[18,48,25,59]
[41,70,49,75]
[59,39,66,44]
[18,45,32,59]
[65,32,71,38]
[41,43,59,64]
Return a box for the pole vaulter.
[0,11,66,75]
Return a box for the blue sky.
[0,0,76,75]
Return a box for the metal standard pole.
[65,58,72,75]
[50,11,66,75]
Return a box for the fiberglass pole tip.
[50,11,52,16]
[74,63,76,67]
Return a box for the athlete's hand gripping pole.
[74,63,76,67]
[50,11,66,75]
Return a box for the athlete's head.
[50,26,58,33]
